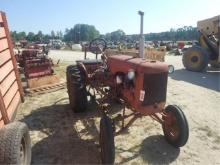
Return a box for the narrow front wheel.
[162,105,189,148]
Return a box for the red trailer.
[0,11,31,164]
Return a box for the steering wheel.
[89,38,107,54]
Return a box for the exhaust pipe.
[218,19,220,63]
[138,11,145,58]
[218,19,220,91]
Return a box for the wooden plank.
[0,49,11,66]
[0,89,9,124]
[145,49,165,62]
[0,13,3,23]
[0,27,6,39]
[27,75,60,88]
[0,120,4,128]
[0,38,8,52]
[3,81,18,108]
[0,109,2,122]
[6,92,20,121]
[0,71,16,96]
[0,60,13,82]
[0,12,22,125]
[2,12,24,102]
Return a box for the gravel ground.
[17,50,220,164]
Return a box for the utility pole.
[138,10,145,58]
[218,19,220,63]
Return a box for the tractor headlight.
[127,69,135,80]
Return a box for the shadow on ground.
[21,99,102,164]
[170,68,220,91]
[116,135,180,165]
[21,97,124,164]
[139,135,180,164]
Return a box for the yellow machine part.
[198,35,209,49]
[199,35,220,67]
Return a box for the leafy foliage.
[104,29,126,42]
[10,30,63,43]
[103,26,198,43]
[145,26,199,41]
[63,24,100,42]
[10,25,199,43]
[11,31,26,41]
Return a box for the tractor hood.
[107,55,168,74]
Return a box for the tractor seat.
[77,59,103,65]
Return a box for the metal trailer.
[0,11,31,164]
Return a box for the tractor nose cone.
[168,65,175,74]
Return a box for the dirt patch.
[53,62,70,80]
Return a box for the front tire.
[99,115,115,164]
[162,105,189,148]
[182,46,209,72]
[0,121,31,165]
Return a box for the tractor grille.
[142,72,168,106]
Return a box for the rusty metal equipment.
[0,11,31,164]
[67,37,188,164]
[16,47,53,78]
[68,16,189,163]
[16,45,60,89]
[183,15,220,71]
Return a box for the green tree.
[110,29,125,42]
[26,32,35,42]
[18,31,26,40]
[51,30,55,39]
[10,31,26,42]
[11,31,18,42]
[144,26,198,41]
[64,24,100,43]
[34,31,43,42]
[43,34,51,43]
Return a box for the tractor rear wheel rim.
[164,113,180,141]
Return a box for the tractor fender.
[77,62,88,80]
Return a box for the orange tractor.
[67,12,189,164]
[66,38,189,164]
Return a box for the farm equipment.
[183,15,220,71]
[16,45,60,89]
[16,48,53,79]
[0,11,31,164]
[66,12,188,164]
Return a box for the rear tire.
[66,64,87,113]
[182,46,209,72]
[0,121,31,165]
[99,115,115,164]
[162,105,189,148]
